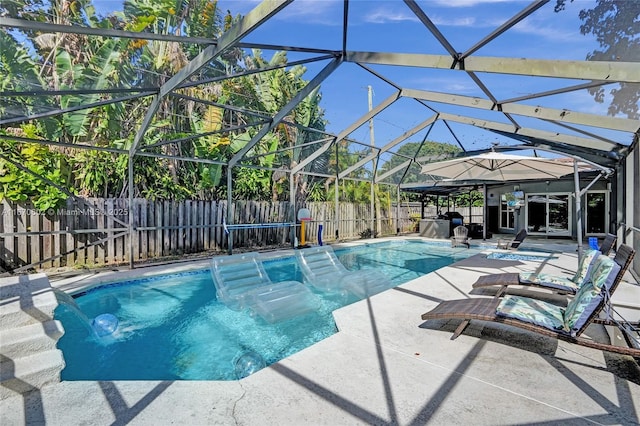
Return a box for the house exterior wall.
[486,177,610,239]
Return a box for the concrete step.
[0,273,66,400]
[0,349,66,400]
[0,320,65,359]
[0,273,51,299]
[0,289,58,330]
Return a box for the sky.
[212,0,631,152]
[87,0,636,163]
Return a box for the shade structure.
[420,152,588,182]
[420,151,604,258]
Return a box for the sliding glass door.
[586,191,608,235]
[526,193,571,236]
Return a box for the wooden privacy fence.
[0,198,481,270]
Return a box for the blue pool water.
[486,252,556,262]
[56,240,481,380]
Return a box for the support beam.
[438,112,621,153]
[401,88,639,133]
[228,58,342,168]
[0,16,217,45]
[0,92,155,126]
[130,0,293,156]
[135,152,227,165]
[177,54,336,90]
[246,137,334,163]
[498,80,610,104]
[574,160,583,262]
[170,93,336,137]
[376,159,412,183]
[2,87,159,97]
[0,134,127,154]
[141,122,268,150]
[356,64,403,91]
[346,52,640,83]
[226,57,342,241]
[0,17,337,55]
[335,91,401,142]
[404,0,457,58]
[461,1,549,59]
[548,120,618,145]
[339,115,437,178]
[291,138,336,174]
[489,133,619,167]
[342,0,349,56]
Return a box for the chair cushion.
[496,295,565,330]
[571,249,600,285]
[563,255,619,333]
[518,272,579,292]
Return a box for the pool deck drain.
[1,236,639,425]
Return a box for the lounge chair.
[210,252,319,323]
[598,233,617,256]
[295,246,391,298]
[496,229,527,250]
[474,245,634,298]
[421,245,638,356]
[473,248,603,296]
[451,225,471,248]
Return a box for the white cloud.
[364,9,419,24]
[429,15,478,27]
[511,19,583,42]
[364,8,480,27]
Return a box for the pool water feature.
[55,240,481,380]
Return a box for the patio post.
[574,160,583,262]
[226,165,234,255]
[334,176,339,240]
[483,184,487,240]
[128,154,135,269]
[397,185,401,234]
[290,171,296,248]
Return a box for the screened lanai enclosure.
[0,0,639,274]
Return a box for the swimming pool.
[55,240,481,380]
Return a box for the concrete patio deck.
[1,237,639,425]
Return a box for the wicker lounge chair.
[451,225,471,248]
[473,245,633,297]
[295,245,391,298]
[598,233,617,256]
[210,252,319,323]
[496,229,527,250]
[421,245,638,356]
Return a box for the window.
[500,194,516,229]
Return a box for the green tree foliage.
[555,0,640,119]
[0,126,71,211]
[1,0,328,203]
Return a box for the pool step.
[0,273,65,400]
[0,349,66,400]
[0,273,58,330]
[1,320,65,359]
